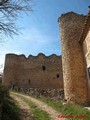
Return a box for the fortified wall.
[80,11,90,101]
[83,31,90,68]
[83,31,90,101]
[3,53,63,89]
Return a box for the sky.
[0,0,90,72]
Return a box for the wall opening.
[28,79,31,84]
[56,74,59,78]
[42,65,46,71]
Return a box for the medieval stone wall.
[83,29,90,99]
[3,53,63,89]
[83,30,90,68]
[58,12,89,105]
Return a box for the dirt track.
[11,92,65,120]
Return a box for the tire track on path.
[11,92,66,120]
[11,94,35,120]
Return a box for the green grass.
[12,93,51,120]
[23,97,51,120]
[38,97,90,120]
[12,92,90,120]
[33,108,51,120]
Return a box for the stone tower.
[58,12,89,105]
[2,54,18,87]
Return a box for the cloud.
[0,26,61,72]
[12,27,60,55]
[16,27,60,50]
[18,28,51,44]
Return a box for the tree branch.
[0,0,33,38]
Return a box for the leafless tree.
[0,0,33,38]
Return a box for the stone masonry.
[2,10,90,106]
[3,53,63,89]
[58,12,89,105]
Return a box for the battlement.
[3,53,63,89]
[6,53,61,59]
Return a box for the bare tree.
[0,0,33,38]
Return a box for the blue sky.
[0,0,90,72]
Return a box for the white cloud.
[0,26,60,73]
[18,28,51,44]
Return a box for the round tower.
[58,12,89,105]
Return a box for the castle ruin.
[2,8,90,106]
[2,53,63,90]
[58,10,90,105]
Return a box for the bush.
[0,85,9,119]
[0,85,20,120]
[2,97,20,120]
[0,85,9,99]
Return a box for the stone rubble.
[12,87,64,101]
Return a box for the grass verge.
[38,97,90,120]
[11,93,51,120]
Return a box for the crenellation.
[2,10,90,106]
[3,53,63,89]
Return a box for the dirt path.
[11,94,35,120]
[11,92,66,120]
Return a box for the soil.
[11,92,66,120]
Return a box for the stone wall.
[0,76,2,84]
[3,53,63,89]
[13,88,64,101]
[58,12,89,105]
[83,30,90,68]
[83,29,90,100]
